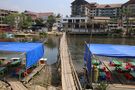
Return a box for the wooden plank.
[29,85,47,90]
[48,86,57,90]
[60,33,76,90]
[8,81,28,90]
[22,64,45,83]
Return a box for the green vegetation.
[56,13,61,18]
[39,32,47,37]
[108,29,124,37]
[4,13,18,29]
[108,7,135,37]
[35,18,45,26]
[4,13,33,30]
[95,82,108,90]
[121,8,132,36]
[19,13,33,29]
[0,33,6,38]
[47,15,56,30]
[4,12,58,32]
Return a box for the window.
[63,19,67,21]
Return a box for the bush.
[0,33,6,38]
[39,32,47,37]
[112,29,123,34]
[95,82,108,90]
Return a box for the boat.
[0,57,7,65]
[8,58,21,67]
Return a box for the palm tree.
[121,7,132,36]
[129,18,135,36]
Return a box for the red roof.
[24,11,53,18]
[24,11,38,16]
[96,4,122,8]
[38,12,53,18]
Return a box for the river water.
[67,35,135,72]
[1,34,135,72]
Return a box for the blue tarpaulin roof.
[0,42,44,69]
[88,44,135,58]
[84,44,135,73]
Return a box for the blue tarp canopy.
[0,42,44,69]
[89,44,135,58]
[84,44,135,73]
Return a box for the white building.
[62,17,89,32]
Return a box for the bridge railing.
[65,34,83,90]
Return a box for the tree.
[19,14,33,29]
[4,13,19,29]
[56,13,61,18]
[4,13,33,30]
[35,18,44,26]
[129,18,135,36]
[121,8,132,36]
[47,15,56,30]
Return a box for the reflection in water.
[45,35,60,65]
[46,38,57,49]
[67,35,135,72]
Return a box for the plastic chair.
[15,68,21,72]
[109,61,115,66]
[105,71,112,80]
[26,69,32,74]
[103,67,106,72]
[124,73,133,80]
[23,71,28,77]
[125,65,131,70]
[11,71,17,77]
[100,76,106,81]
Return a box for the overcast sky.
[0,0,129,16]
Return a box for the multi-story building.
[62,17,88,28]
[68,0,135,33]
[0,9,18,32]
[38,12,53,21]
[122,0,135,17]
[71,0,89,17]
[24,10,54,22]
[96,4,122,18]
[24,11,38,20]
[71,0,122,18]
[61,16,110,32]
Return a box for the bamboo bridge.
[59,32,82,90]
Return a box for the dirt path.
[26,65,51,89]
[26,64,61,90]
